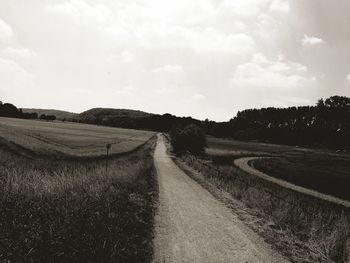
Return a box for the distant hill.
[79,108,152,120]
[77,108,157,128]
[22,109,78,121]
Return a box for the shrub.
[170,124,207,154]
[40,114,56,121]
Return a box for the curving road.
[152,135,288,263]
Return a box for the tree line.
[225,96,350,148]
[0,101,56,121]
[2,95,350,149]
[73,95,350,149]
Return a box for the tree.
[323,96,350,108]
[170,124,207,154]
[40,114,56,121]
[0,103,20,117]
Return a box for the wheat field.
[0,117,154,157]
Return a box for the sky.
[0,0,350,121]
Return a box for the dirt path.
[152,135,288,263]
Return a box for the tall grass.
[180,154,350,262]
[0,138,158,262]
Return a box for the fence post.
[106,143,111,175]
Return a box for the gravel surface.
[152,135,288,263]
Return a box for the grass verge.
[176,152,350,263]
[0,137,158,262]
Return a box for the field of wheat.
[0,117,154,158]
[0,117,158,262]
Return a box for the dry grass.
[179,153,350,262]
[0,137,158,262]
[0,117,154,157]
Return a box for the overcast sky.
[0,0,350,121]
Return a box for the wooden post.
[106,143,111,175]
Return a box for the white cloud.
[0,18,13,39]
[2,47,37,59]
[219,0,269,18]
[192,94,206,101]
[193,31,255,55]
[0,58,34,97]
[120,51,135,63]
[1,0,346,120]
[302,34,324,46]
[231,53,310,90]
[256,14,279,38]
[0,57,31,77]
[347,74,350,83]
[134,24,256,56]
[252,53,269,64]
[46,0,111,25]
[152,64,184,74]
[269,0,290,13]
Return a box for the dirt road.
[152,135,288,263]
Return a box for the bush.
[170,124,207,154]
[40,114,56,121]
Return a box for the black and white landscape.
[1,0,350,262]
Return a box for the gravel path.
[152,135,288,263]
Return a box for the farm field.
[253,156,350,201]
[0,117,158,262]
[206,136,307,157]
[0,117,154,157]
[206,136,350,200]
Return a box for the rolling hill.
[23,108,78,120]
[79,108,153,120]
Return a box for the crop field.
[206,136,308,157]
[0,117,158,262]
[0,117,154,157]
[206,136,350,201]
[253,156,350,201]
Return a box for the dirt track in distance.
[152,135,288,263]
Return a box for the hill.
[79,108,152,120]
[78,108,154,127]
[23,108,78,121]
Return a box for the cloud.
[219,0,268,18]
[269,0,290,13]
[0,18,13,39]
[46,0,111,25]
[2,0,349,120]
[302,34,324,46]
[191,94,206,101]
[228,53,318,111]
[0,57,31,77]
[152,64,184,74]
[134,24,256,56]
[347,74,350,83]
[193,31,255,55]
[0,57,34,98]
[1,47,37,59]
[231,53,310,90]
[119,51,135,63]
